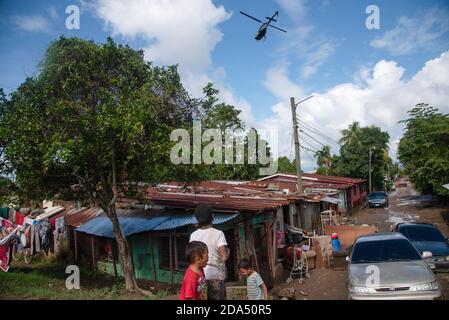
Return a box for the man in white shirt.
[190,204,229,300]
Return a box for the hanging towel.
[0,208,8,219]
[15,212,25,226]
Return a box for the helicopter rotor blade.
[266,17,277,22]
[240,11,263,24]
[268,24,287,33]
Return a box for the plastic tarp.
[76,212,239,238]
[321,196,340,204]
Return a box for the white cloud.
[12,14,51,33]
[261,51,449,171]
[263,66,304,99]
[47,6,59,21]
[300,41,338,78]
[370,8,449,55]
[274,0,338,80]
[91,0,258,141]
[275,0,307,21]
[93,0,230,75]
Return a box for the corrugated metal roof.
[321,196,340,204]
[257,173,366,186]
[66,207,104,227]
[76,212,239,238]
[153,212,239,230]
[146,191,290,212]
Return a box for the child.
[179,241,208,300]
[238,258,268,300]
[190,204,229,300]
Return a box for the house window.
[158,236,171,269]
[174,234,189,271]
[157,233,190,271]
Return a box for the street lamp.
[295,95,314,107]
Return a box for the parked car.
[347,233,442,300]
[393,223,449,272]
[368,191,389,208]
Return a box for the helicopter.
[240,10,287,41]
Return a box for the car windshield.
[400,226,446,242]
[369,192,385,199]
[351,239,422,263]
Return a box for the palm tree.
[339,121,361,145]
[314,145,332,175]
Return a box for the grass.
[0,257,172,300]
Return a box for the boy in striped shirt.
[238,258,268,300]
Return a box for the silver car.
[347,233,443,300]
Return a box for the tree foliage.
[328,122,391,190]
[0,36,273,291]
[314,145,332,175]
[194,83,270,180]
[276,156,296,174]
[0,37,202,292]
[398,104,449,198]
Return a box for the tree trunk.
[100,149,152,295]
[106,205,139,291]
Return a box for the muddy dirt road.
[272,182,449,300]
[353,185,449,236]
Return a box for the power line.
[299,142,319,154]
[303,149,316,164]
[298,124,340,152]
[299,121,340,149]
[300,134,322,152]
[299,118,338,143]
[297,118,340,147]
[300,129,327,148]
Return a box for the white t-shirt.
[190,227,227,281]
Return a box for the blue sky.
[1,0,449,171]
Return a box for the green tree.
[195,84,269,180]
[276,156,296,174]
[0,37,199,293]
[0,88,9,175]
[314,145,332,175]
[332,124,390,190]
[339,121,361,145]
[398,104,449,198]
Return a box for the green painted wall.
[97,260,123,277]
[130,233,153,281]
[151,236,184,284]
[94,217,251,285]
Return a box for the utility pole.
[369,147,372,194]
[291,97,302,193]
[290,95,313,194]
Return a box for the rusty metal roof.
[146,189,291,213]
[66,207,104,227]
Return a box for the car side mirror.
[422,251,433,259]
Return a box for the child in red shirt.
[179,241,208,300]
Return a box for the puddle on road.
[387,215,409,224]
[386,210,420,224]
